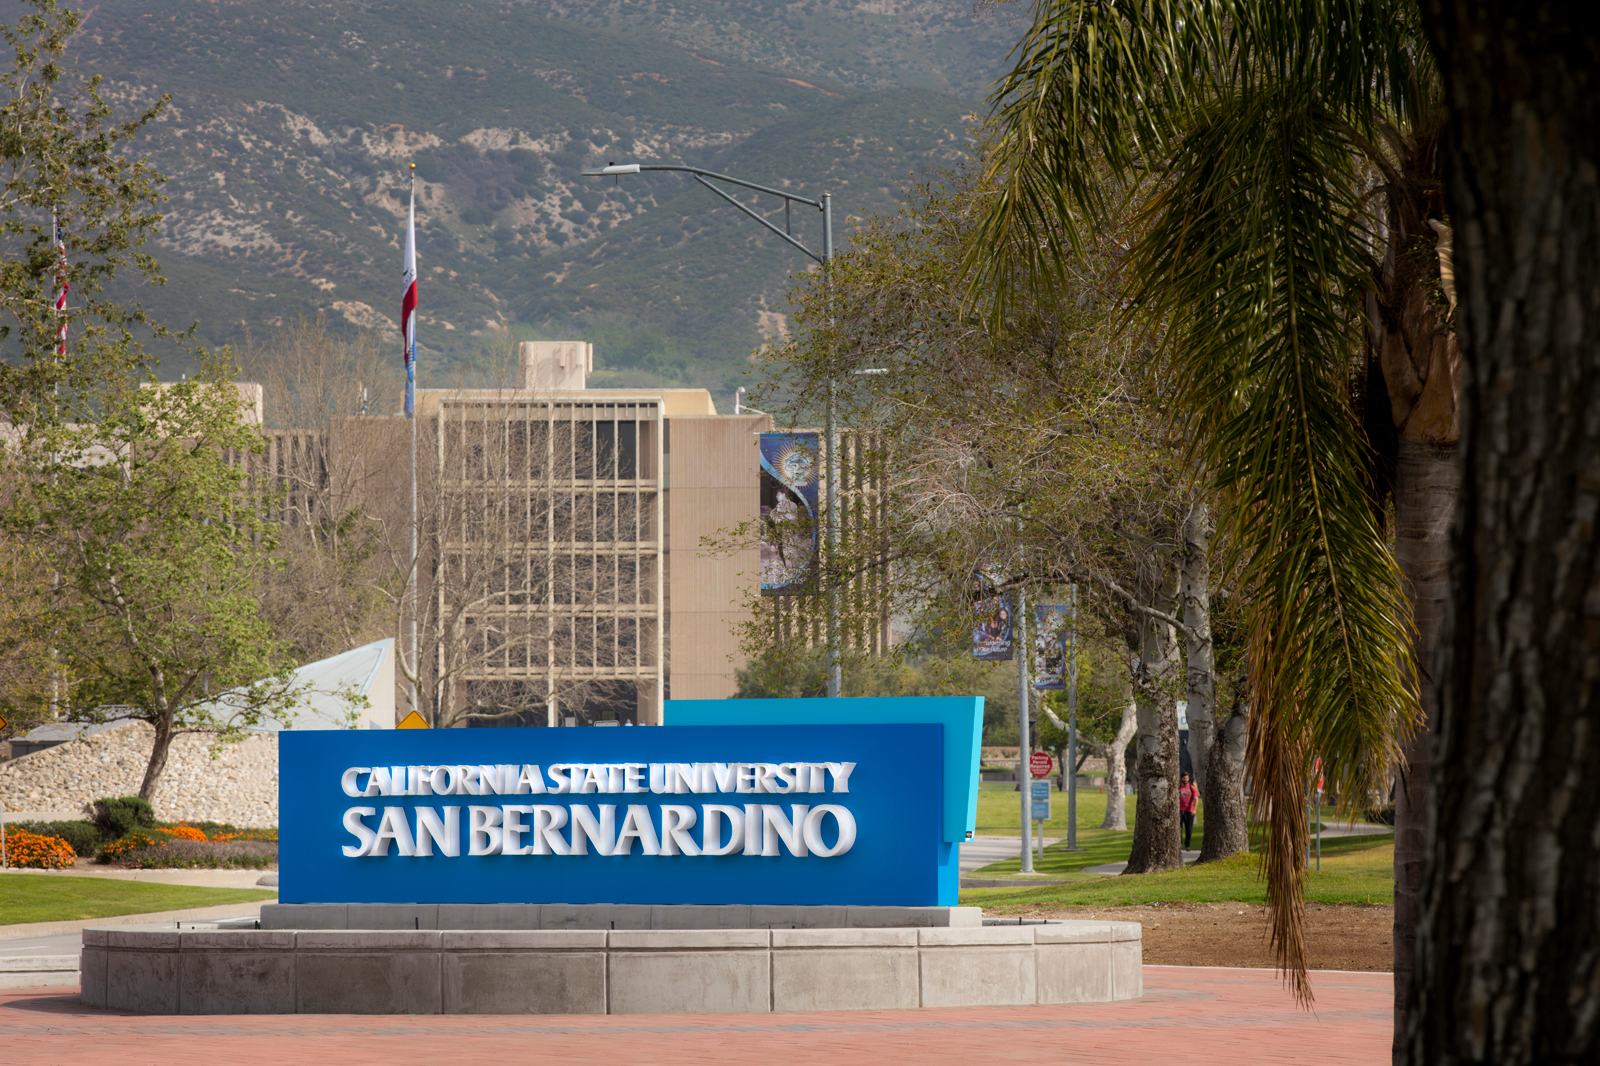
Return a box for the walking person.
[1178,772,1199,851]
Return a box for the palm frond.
[1130,84,1418,1001]
[970,0,1428,1003]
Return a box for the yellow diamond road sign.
[396,711,429,729]
[0,712,7,732]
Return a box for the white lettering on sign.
[340,802,858,860]
[338,762,857,800]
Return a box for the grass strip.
[0,874,277,926]
[962,833,1395,909]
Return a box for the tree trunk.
[138,713,174,805]
[1391,438,1458,1058]
[1179,501,1217,797]
[1411,4,1600,1062]
[1124,571,1183,874]
[1363,109,1460,1057]
[1198,664,1249,863]
[1101,685,1137,831]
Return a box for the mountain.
[62,0,1016,407]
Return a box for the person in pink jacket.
[1178,772,1199,850]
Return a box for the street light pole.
[822,193,841,699]
[1017,587,1033,874]
[583,163,842,697]
[1068,582,1079,850]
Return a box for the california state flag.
[401,186,418,417]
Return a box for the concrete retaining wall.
[0,721,277,825]
[81,922,1142,1014]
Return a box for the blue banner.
[279,723,948,906]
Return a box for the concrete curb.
[0,955,79,989]
[0,902,268,941]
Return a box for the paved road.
[0,967,1392,1064]
[960,834,1061,873]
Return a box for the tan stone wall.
[0,722,278,826]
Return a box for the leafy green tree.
[0,0,168,413]
[974,0,1439,1005]
[1,363,299,801]
[749,162,1235,868]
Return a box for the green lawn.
[968,782,1394,907]
[0,875,277,926]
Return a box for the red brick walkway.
[0,966,1390,1065]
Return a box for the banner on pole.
[971,583,1014,662]
[759,432,820,594]
[1032,604,1070,689]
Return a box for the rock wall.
[0,722,277,826]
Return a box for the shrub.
[2,828,76,869]
[97,828,167,862]
[89,796,157,839]
[209,826,277,843]
[1365,803,1396,826]
[15,819,103,857]
[128,839,277,870]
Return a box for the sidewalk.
[0,966,1391,1065]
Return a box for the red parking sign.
[1030,752,1053,777]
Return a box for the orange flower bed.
[2,828,76,869]
[210,828,277,843]
[165,825,208,842]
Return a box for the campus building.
[254,342,769,727]
[251,342,894,728]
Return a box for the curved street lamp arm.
[690,174,822,264]
[581,163,827,263]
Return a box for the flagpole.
[404,163,420,723]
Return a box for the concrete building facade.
[256,342,770,727]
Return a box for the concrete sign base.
[81,922,1142,1015]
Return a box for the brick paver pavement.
[0,966,1389,1065]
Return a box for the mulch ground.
[1007,902,1394,971]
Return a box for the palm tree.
[970,0,1448,1022]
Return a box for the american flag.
[53,212,68,357]
[401,183,417,418]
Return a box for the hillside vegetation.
[62,0,1009,407]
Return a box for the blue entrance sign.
[279,723,946,907]
[666,697,984,845]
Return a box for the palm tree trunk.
[1366,150,1460,1055]
[1391,438,1458,1059]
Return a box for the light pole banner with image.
[1033,604,1070,690]
[759,431,820,594]
[971,581,1014,662]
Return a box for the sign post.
[1029,752,1052,863]
[1029,778,1051,861]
